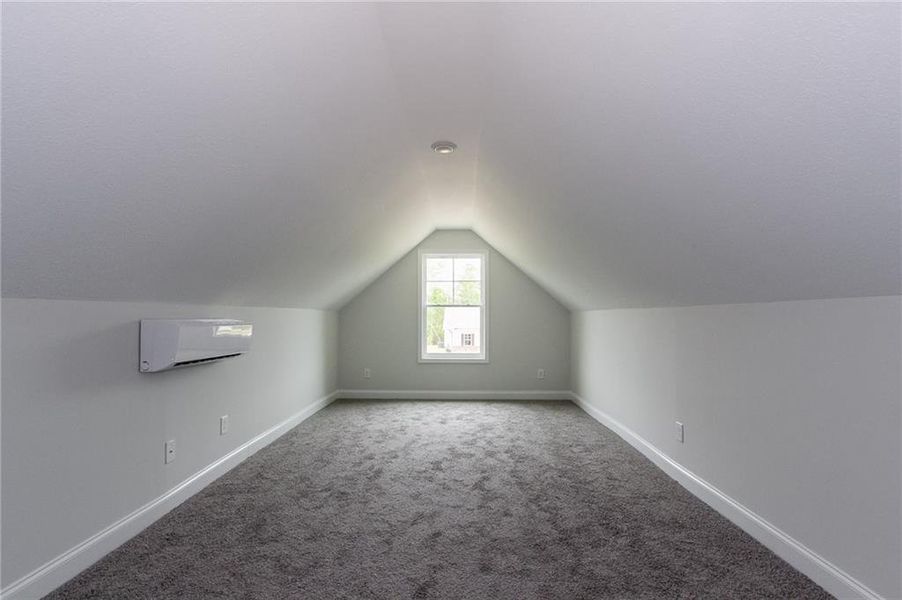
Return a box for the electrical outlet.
[536,368,546,379]
[220,415,230,436]
[675,421,684,443]
[363,368,371,379]
[165,439,176,464]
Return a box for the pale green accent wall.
[338,230,571,392]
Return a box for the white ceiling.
[3,2,899,310]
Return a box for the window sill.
[418,356,489,364]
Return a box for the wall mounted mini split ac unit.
[139,319,253,373]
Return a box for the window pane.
[421,253,485,360]
[439,307,481,354]
[426,282,452,305]
[426,258,452,281]
[454,257,481,281]
[454,281,481,305]
[425,307,447,353]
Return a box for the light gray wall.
[1,298,338,587]
[339,230,570,392]
[571,296,901,599]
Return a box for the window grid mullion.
[427,304,484,308]
[421,253,485,360]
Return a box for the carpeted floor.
[47,399,831,599]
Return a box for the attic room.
[1,2,899,600]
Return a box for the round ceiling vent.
[431,141,457,155]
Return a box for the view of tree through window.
[422,254,485,359]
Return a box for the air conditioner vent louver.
[172,353,243,368]
[140,320,253,373]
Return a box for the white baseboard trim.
[5,390,881,600]
[1,391,340,600]
[569,392,884,600]
[337,389,572,401]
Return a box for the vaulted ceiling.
[3,2,899,310]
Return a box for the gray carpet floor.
[47,399,831,599]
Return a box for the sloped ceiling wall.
[3,3,899,310]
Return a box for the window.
[419,251,487,362]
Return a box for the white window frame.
[418,250,488,363]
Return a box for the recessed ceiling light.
[431,141,457,155]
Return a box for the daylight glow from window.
[419,251,487,362]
